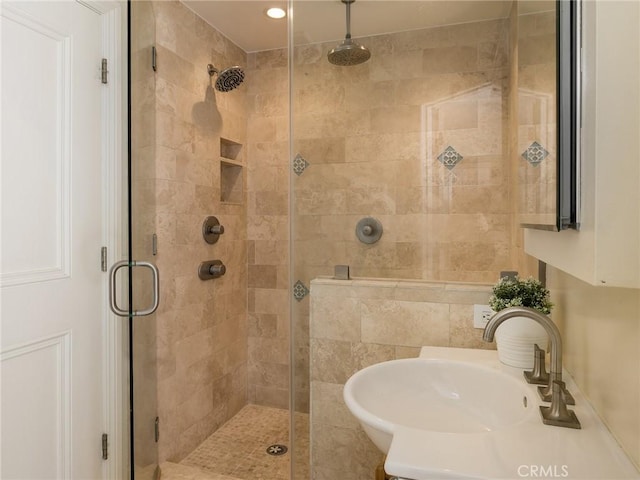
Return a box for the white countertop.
[383,347,640,480]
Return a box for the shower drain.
[266,444,288,456]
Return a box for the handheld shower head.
[207,64,245,92]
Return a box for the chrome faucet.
[483,306,581,429]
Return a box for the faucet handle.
[539,380,581,429]
[524,344,550,385]
[538,378,575,405]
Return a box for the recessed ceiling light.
[266,7,286,19]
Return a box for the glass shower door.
[128,1,160,478]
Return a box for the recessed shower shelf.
[220,137,244,204]
[220,137,244,205]
[220,137,243,162]
[220,160,243,204]
[220,158,242,167]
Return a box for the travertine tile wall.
[309,278,494,479]
[138,1,249,463]
[293,18,514,287]
[245,48,291,409]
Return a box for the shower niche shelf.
[220,137,242,162]
[220,137,243,204]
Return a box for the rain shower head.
[328,0,370,66]
[328,38,371,66]
[207,64,245,92]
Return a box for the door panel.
[1,2,104,478]
[0,5,70,287]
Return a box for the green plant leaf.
[488,276,553,314]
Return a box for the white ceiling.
[182,1,288,52]
[182,0,553,53]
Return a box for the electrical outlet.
[473,304,494,329]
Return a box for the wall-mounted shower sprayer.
[207,64,245,92]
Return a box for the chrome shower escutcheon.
[356,217,383,244]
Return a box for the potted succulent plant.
[488,276,553,368]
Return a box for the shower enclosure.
[129,2,289,477]
[128,1,556,478]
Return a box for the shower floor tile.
[181,404,309,480]
[160,462,240,480]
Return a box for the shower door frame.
[102,3,129,479]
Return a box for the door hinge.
[154,417,160,442]
[101,58,108,84]
[102,433,108,460]
[151,46,157,72]
[101,246,108,272]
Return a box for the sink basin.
[343,358,533,453]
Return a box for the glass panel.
[129,2,292,479]
[516,0,558,229]
[289,1,553,477]
[129,1,158,478]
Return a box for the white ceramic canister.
[494,316,548,369]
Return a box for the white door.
[1,2,109,478]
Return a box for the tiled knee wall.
[309,278,494,479]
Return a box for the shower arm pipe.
[345,0,352,39]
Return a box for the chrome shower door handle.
[109,260,160,317]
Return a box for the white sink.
[344,348,640,479]
[343,358,533,453]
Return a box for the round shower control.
[202,216,225,244]
[356,217,383,244]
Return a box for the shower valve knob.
[202,216,224,244]
[209,264,226,276]
[362,225,373,236]
[199,260,226,280]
